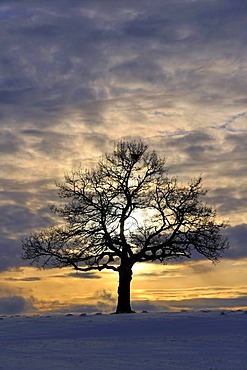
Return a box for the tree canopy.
[22,140,229,313]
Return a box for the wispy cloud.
[217,111,247,132]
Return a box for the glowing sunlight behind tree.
[22,140,229,313]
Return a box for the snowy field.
[0,311,246,370]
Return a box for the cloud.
[0,201,57,271]
[187,262,215,275]
[132,294,247,312]
[0,237,24,271]
[95,289,114,302]
[67,272,101,280]
[0,0,246,278]
[167,296,247,311]
[132,300,171,312]
[4,277,41,282]
[219,111,247,132]
[0,296,35,315]
[37,289,116,314]
[41,302,114,315]
[0,130,24,154]
[136,270,184,279]
[224,224,247,260]
[0,0,246,130]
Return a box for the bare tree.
[22,140,229,313]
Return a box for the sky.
[0,0,247,315]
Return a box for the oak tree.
[22,140,229,313]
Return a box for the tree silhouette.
[22,140,229,313]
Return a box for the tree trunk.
[116,263,134,314]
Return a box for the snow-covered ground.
[0,311,246,370]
